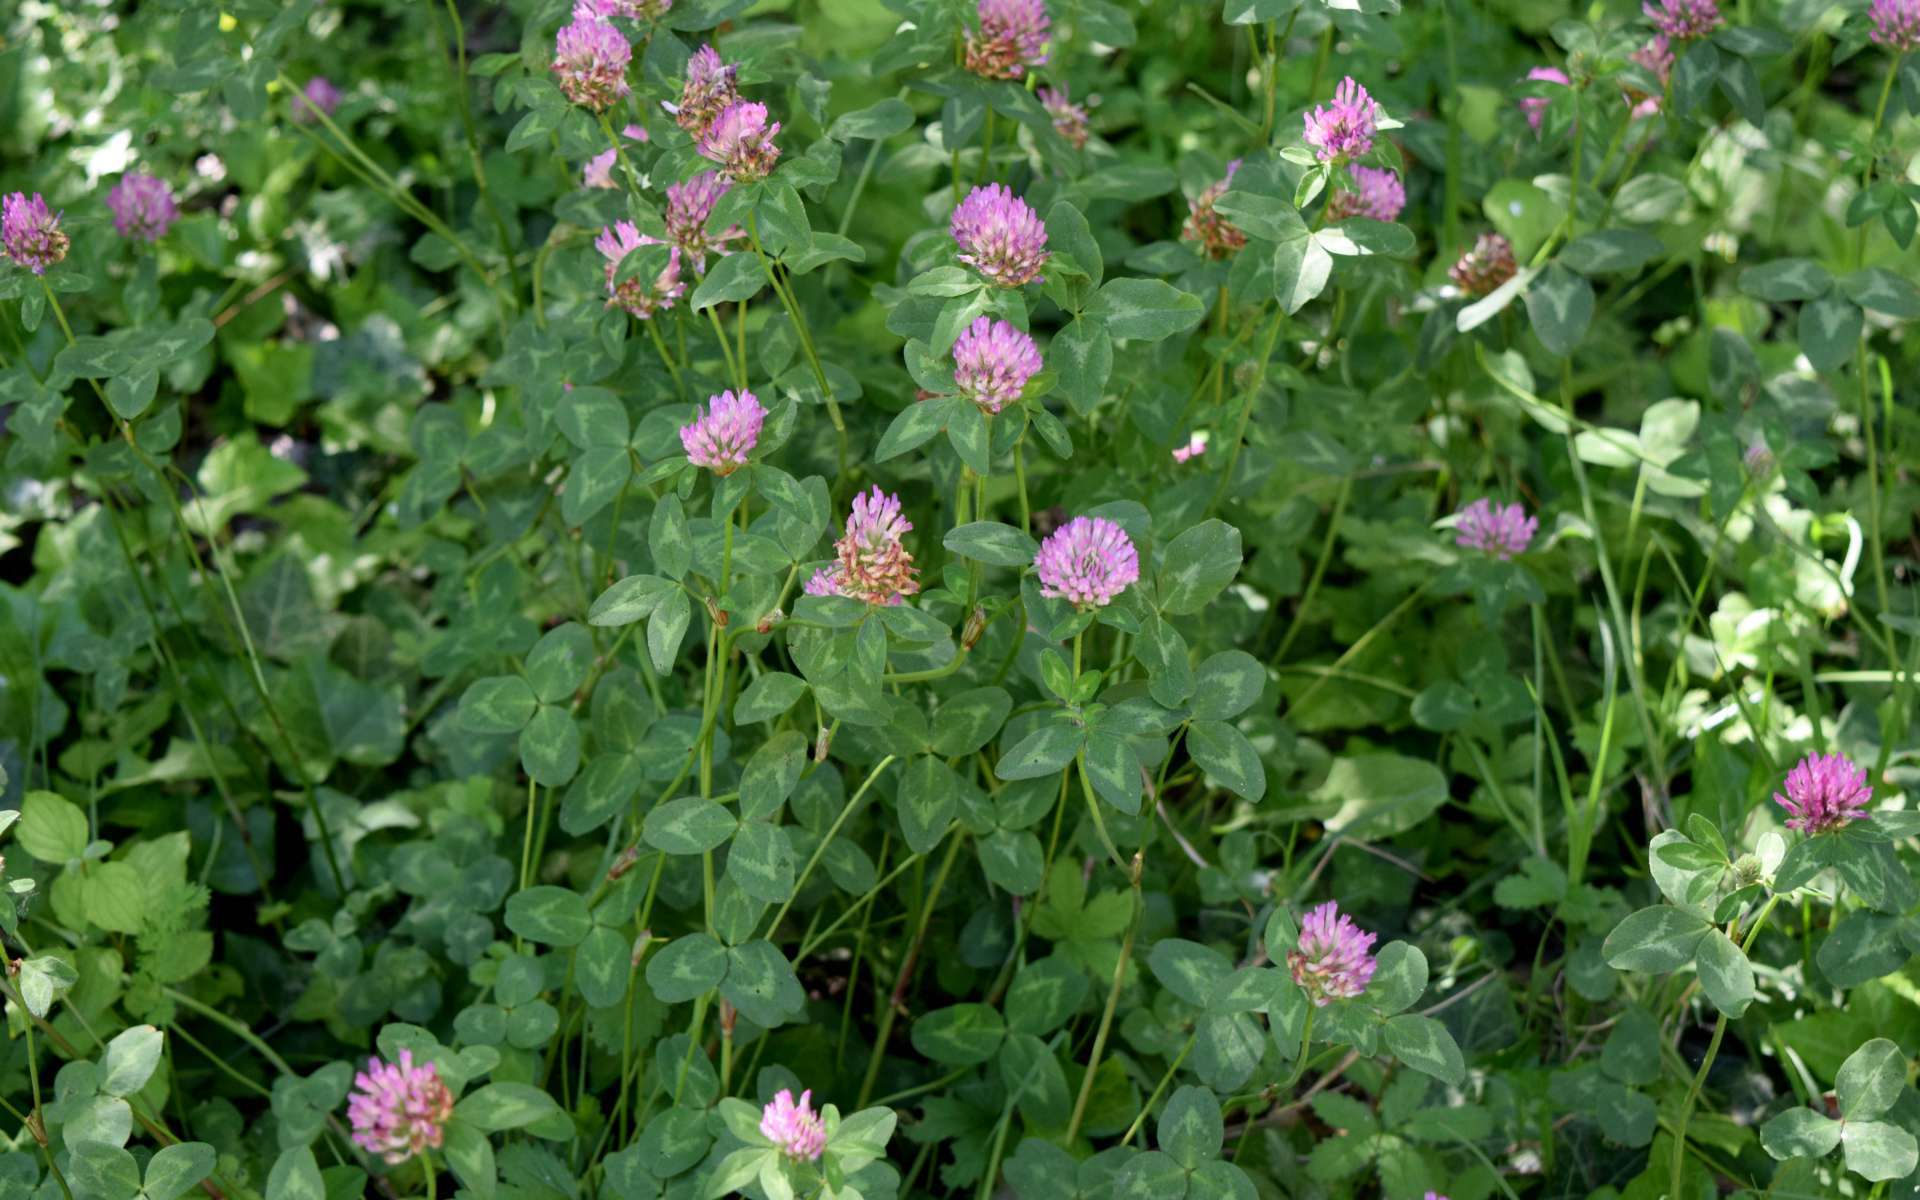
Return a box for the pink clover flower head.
[1034,516,1139,608]
[680,389,765,475]
[1521,66,1571,132]
[1643,0,1722,40]
[1774,751,1873,834]
[292,76,342,123]
[953,316,1042,414]
[2,193,68,275]
[1289,900,1379,1006]
[665,171,745,271]
[1871,0,1920,51]
[965,0,1051,80]
[1324,166,1405,223]
[1183,159,1246,260]
[1743,436,1774,478]
[1448,233,1517,297]
[553,16,632,112]
[1039,86,1090,149]
[759,1089,827,1161]
[1303,77,1379,164]
[1172,431,1210,463]
[813,487,919,607]
[107,173,179,242]
[1453,498,1537,560]
[596,221,685,319]
[698,101,782,182]
[1627,37,1673,117]
[346,1051,454,1165]
[951,183,1049,287]
[671,45,739,138]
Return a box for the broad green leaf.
[644,797,737,855]
[945,521,1040,566]
[1187,720,1264,802]
[459,677,537,736]
[456,1082,564,1132]
[1843,1120,1920,1182]
[1091,278,1207,341]
[1159,520,1242,614]
[1382,1013,1465,1084]
[910,1003,1007,1065]
[1159,1085,1223,1168]
[726,821,796,903]
[504,886,592,947]
[17,790,89,864]
[1836,1038,1907,1121]
[1149,938,1233,1008]
[646,932,728,1002]
[1602,905,1711,973]
[1693,927,1754,1017]
[734,672,809,724]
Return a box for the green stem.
[1065,854,1143,1142]
[856,833,964,1108]
[422,1149,437,1200]
[1207,307,1285,517]
[746,212,847,477]
[438,0,523,301]
[1670,1014,1727,1200]
[1122,1030,1198,1145]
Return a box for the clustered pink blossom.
[575,0,671,19]
[953,316,1043,414]
[1183,159,1246,259]
[1324,166,1405,223]
[1453,498,1537,560]
[1643,0,1722,40]
[1774,751,1874,834]
[680,389,765,475]
[582,124,648,189]
[1034,516,1138,608]
[106,173,178,242]
[965,0,1051,80]
[670,45,739,138]
[1521,66,1570,132]
[698,100,782,181]
[1172,432,1209,463]
[553,15,633,112]
[1039,86,1090,149]
[1871,0,1920,51]
[1289,900,1379,1006]
[1449,233,1517,297]
[292,77,341,124]
[665,171,744,271]
[1303,77,1379,164]
[2,193,68,275]
[596,221,685,319]
[1743,436,1774,478]
[951,183,1049,287]
[345,1051,454,1165]
[1627,37,1673,118]
[760,1089,826,1161]
[807,487,920,606]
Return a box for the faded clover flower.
[1303,76,1379,164]
[2,193,68,275]
[1626,37,1673,118]
[665,171,745,271]
[575,0,671,19]
[596,221,685,319]
[1643,0,1723,40]
[808,487,920,606]
[1034,516,1139,608]
[553,16,633,112]
[1183,159,1246,259]
[1774,752,1873,834]
[582,124,648,189]
[107,173,178,242]
[292,76,341,123]
[1521,66,1570,132]
[952,316,1043,414]
[1871,0,1920,51]
[965,0,1051,80]
[1039,86,1090,148]
[346,1051,454,1165]
[680,389,765,475]
[1324,166,1405,223]
[1743,436,1774,478]
[1173,431,1210,463]
[1454,498,1537,560]
[1289,900,1379,1006]
[670,45,739,138]
[1449,233,1517,297]
[760,1089,827,1161]
[698,100,782,182]
[951,183,1049,287]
